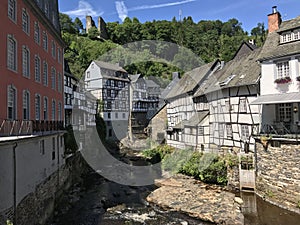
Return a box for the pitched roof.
[94,60,127,73]
[145,79,160,88]
[185,111,209,127]
[258,16,300,61]
[165,61,219,100]
[129,74,142,83]
[194,45,261,97]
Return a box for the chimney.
[268,6,282,33]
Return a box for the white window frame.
[276,61,290,79]
[44,96,48,120]
[7,85,17,120]
[7,35,17,71]
[51,67,56,90]
[226,124,233,138]
[241,125,250,141]
[42,31,48,51]
[34,22,40,44]
[35,55,41,82]
[35,94,41,120]
[52,99,56,121]
[58,72,62,92]
[239,98,247,113]
[8,0,16,22]
[51,40,56,58]
[23,90,30,120]
[43,61,48,86]
[22,46,30,78]
[22,9,30,34]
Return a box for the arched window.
[7,85,17,120]
[23,90,30,120]
[7,35,17,71]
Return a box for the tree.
[59,13,76,34]
[88,27,100,40]
[74,17,84,34]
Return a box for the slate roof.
[258,15,300,61]
[194,45,261,97]
[165,61,219,100]
[145,79,160,88]
[129,74,142,83]
[94,60,128,73]
[185,111,209,127]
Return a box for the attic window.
[219,75,236,86]
[280,30,300,43]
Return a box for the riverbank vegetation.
[142,145,228,185]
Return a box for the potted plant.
[274,76,291,84]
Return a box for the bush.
[142,145,175,162]
[162,148,193,174]
[180,153,227,185]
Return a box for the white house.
[84,61,130,140]
[251,7,300,138]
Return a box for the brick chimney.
[268,6,282,33]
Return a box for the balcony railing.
[0,119,64,137]
[252,123,300,139]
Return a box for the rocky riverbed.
[147,174,244,225]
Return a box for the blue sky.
[58,0,300,32]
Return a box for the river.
[47,149,300,225]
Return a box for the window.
[57,48,62,63]
[218,124,224,138]
[239,98,247,113]
[51,40,56,58]
[277,61,290,78]
[226,124,233,138]
[7,35,17,71]
[225,100,231,112]
[241,125,250,140]
[35,94,41,120]
[40,140,45,155]
[8,0,16,22]
[42,31,48,51]
[278,103,292,122]
[23,90,30,120]
[115,112,118,119]
[51,67,56,90]
[281,30,300,43]
[22,9,29,34]
[58,102,62,121]
[108,112,111,119]
[86,71,90,78]
[58,72,62,92]
[43,61,48,86]
[198,126,204,136]
[44,97,48,120]
[122,113,126,119]
[35,55,41,82]
[7,85,17,120]
[52,100,56,121]
[22,46,30,78]
[34,22,40,44]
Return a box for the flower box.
[274,76,291,84]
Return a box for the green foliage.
[142,145,175,161]
[266,189,274,198]
[64,125,78,154]
[61,14,266,79]
[297,200,300,208]
[6,220,13,225]
[88,27,100,40]
[225,154,239,168]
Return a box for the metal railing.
[0,119,64,137]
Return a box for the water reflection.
[241,192,300,225]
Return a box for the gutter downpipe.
[13,142,18,225]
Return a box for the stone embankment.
[147,174,244,225]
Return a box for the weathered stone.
[234,197,244,205]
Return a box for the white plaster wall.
[261,57,300,95]
[0,134,65,212]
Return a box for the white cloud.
[115,1,128,21]
[130,0,196,11]
[62,1,102,19]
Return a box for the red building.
[0,0,64,133]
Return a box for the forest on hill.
[59,14,267,80]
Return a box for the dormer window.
[280,29,300,43]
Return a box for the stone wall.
[256,141,300,212]
[0,152,89,225]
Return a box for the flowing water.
[48,150,300,225]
